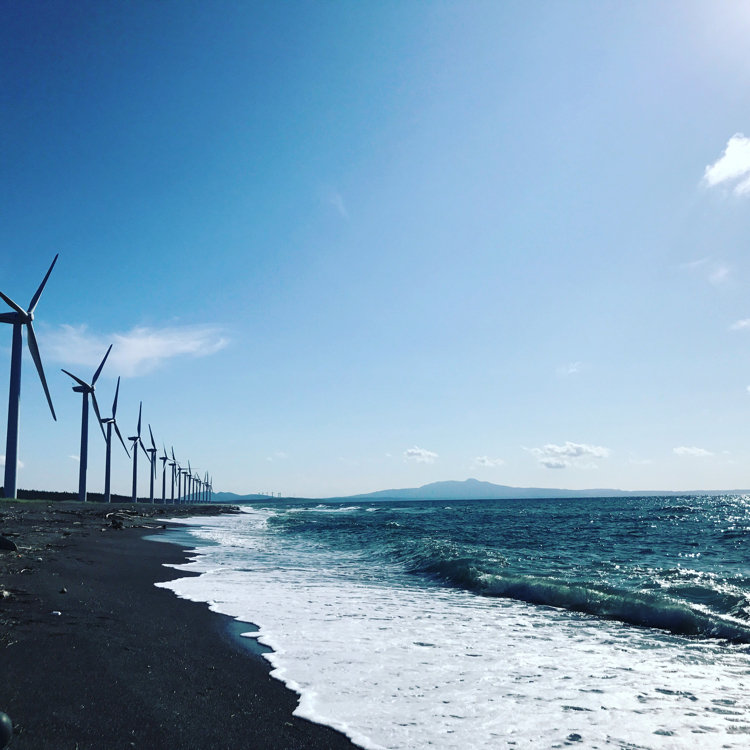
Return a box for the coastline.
[0,500,358,749]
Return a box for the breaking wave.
[398,537,750,643]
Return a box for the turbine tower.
[128,403,148,502]
[0,254,58,499]
[175,454,182,503]
[160,445,169,503]
[169,447,177,503]
[61,345,112,503]
[147,425,157,503]
[181,463,190,504]
[100,376,129,503]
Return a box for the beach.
[0,500,357,750]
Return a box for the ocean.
[156,495,750,749]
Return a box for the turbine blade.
[114,422,130,456]
[140,439,150,460]
[137,402,142,436]
[61,369,90,389]
[92,344,112,385]
[112,376,121,416]
[149,424,156,451]
[27,323,56,420]
[0,290,26,316]
[28,253,59,314]
[91,392,107,440]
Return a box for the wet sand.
[0,500,358,749]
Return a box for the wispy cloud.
[679,257,710,271]
[404,446,438,464]
[709,265,730,286]
[704,133,750,196]
[673,446,713,457]
[41,324,228,377]
[730,319,750,331]
[320,186,349,220]
[266,451,288,462]
[527,441,610,470]
[557,361,582,376]
[628,455,653,466]
[679,256,730,287]
[472,456,504,468]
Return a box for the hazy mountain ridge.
[215,478,749,503]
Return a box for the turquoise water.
[160,495,750,748]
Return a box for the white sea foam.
[156,508,750,749]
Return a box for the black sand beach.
[0,501,358,749]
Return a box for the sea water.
[156,496,750,748]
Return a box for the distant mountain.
[212,491,279,503]
[215,479,749,504]
[337,478,744,502]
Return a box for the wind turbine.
[175,454,183,503]
[128,403,149,502]
[169,447,177,503]
[146,425,157,503]
[160,445,169,503]
[0,254,58,499]
[181,463,190,504]
[188,462,195,503]
[61,345,112,503]
[100,376,129,503]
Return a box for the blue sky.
[3,1,750,498]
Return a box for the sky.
[3,1,750,498]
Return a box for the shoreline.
[0,500,358,749]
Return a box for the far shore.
[0,499,358,749]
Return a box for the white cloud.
[557,361,582,376]
[704,133,750,195]
[320,186,349,220]
[679,256,731,287]
[673,446,713,457]
[0,456,24,469]
[42,324,228,377]
[527,441,610,470]
[68,455,80,463]
[731,319,750,331]
[679,257,710,271]
[404,446,438,464]
[266,452,288,462]
[472,456,504,468]
[709,265,730,285]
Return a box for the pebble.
[0,711,12,749]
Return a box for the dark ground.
[0,500,359,749]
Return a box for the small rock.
[0,536,17,552]
[567,734,583,743]
[51,610,62,616]
[0,711,13,749]
[59,587,67,594]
